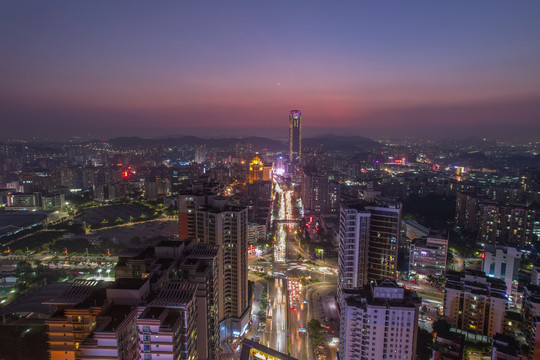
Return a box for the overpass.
[272,219,302,225]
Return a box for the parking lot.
[92,220,178,245]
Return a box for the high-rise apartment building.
[443,270,507,338]
[289,110,302,164]
[365,202,401,282]
[478,203,537,247]
[138,280,198,360]
[456,191,538,248]
[339,279,420,360]
[195,200,250,339]
[113,241,219,360]
[79,305,139,360]
[178,194,204,241]
[178,183,219,240]
[481,245,521,296]
[302,170,341,215]
[523,285,540,360]
[338,198,402,307]
[179,243,220,360]
[44,280,108,360]
[302,145,329,175]
[338,203,371,305]
[44,240,221,360]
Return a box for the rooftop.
[493,333,520,357]
[155,240,183,248]
[117,246,149,258]
[43,279,105,306]
[186,242,219,258]
[148,280,196,308]
[139,306,166,320]
[446,270,507,299]
[95,304,135,333]
[107,278,148,290]
[344,279,420,309]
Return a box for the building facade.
[523,285,540,360]
[44,280,107,360]
[443,270,507,338]
[195,201,250,339]
[338,198,402,308]
[409,229,449,277]
[79,305,139,360]
[302,170,341,215]
[481,245,521,296]
[339,280,420,360]
[338,203,371,306]
[365,202,401,283]
[179,244,220,360]
[138,280,198,360]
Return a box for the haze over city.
[2,1,540,140]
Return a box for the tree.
[427,274,446,288]
[416,328,433,360]
[432,318,451,335]
[14,260,34,291]
[257,237,271,249]
[307,319,325,348]
[14,261,32,277]
[257,310,266,323]
[259,288,268,311]
[447,251,455,269]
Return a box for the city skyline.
[1,3,540,357]
[2,1,540,140]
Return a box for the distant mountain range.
[107,134,380,152]
[108,136,286,152]
[302,134,381,152]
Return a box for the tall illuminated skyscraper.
[289,110,302,164]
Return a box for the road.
[397,278,444,332]
[248,176,338,360]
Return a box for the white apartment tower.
[339,279,420,360]
[338,199,402,308]
[338,203,371,306]
[481,245,521,296]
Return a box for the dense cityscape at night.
[1,1,540,360]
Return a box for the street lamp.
[106,269,111,278]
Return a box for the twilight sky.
[1,1,540,140]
